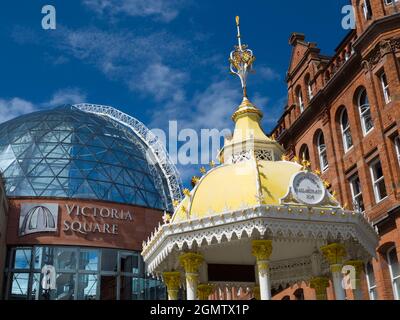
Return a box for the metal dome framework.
[0,105,180,211]
[74,103,183,210]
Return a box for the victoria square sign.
[63,204,134,235]
[19,202,134,237]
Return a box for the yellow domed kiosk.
[142,17,379,301]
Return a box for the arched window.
[299,144,310,162]
[317,131,328,171]
[297,87,304,113]
[362,0,373,20]
[281,295,290,300]
[365,261,377,300]
[357,88,374,135]
[387,247,400,300]
[305,75,313,101]
[340,108,353,152]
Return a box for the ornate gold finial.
[209,160,216,168]
[229,16,256,98]
[200,166,207,175]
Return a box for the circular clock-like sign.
[292,172,325,205]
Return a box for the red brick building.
[271,0,400,300]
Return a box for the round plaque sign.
[292,172,325,205]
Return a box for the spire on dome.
[229,16,256,98]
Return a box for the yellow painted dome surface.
[172,160,302,223]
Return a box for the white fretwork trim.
[229,149,274,164]
[142,205,379,274]
[255,149,273,161]
[73,103,183,210]
[269,256,327,289]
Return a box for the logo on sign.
[291,172,325,205]
[19,203,59,236]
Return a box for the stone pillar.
[197,284,214,300]
[179,252,204,300]
[345,260,364,300]
[163,271,181,300]
[226,286,232,300]
[310,277,330,300]
[321,243,347,300]
[251,240,273,300]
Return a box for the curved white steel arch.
[73,103,183,210]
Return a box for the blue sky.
[0,0,350,184]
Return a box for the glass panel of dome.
[57,177,69,189]
[13,133,33,144]
[88,181,111,199]
[45,159,69,175]
[41,131,60,143]
[87,136,107,149]
[36,143,58,157]
[52,130,71,142]
[3,161,22,177]
[11,143,32,157]
[72,180,96,199]
[68,162,85,179]
[87,165,111,182]
[14,178,36,196]
[0,145,16,171]
[21,144,44,160]
[107,186,125,204]
[28,160,51,177]
[43,180,67,197]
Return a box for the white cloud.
[48,88,87,106]
[0,98,37,123]
[135,63,188,102]
[82,0,186,22]
[0,88,87,125]
[257,65,281,81]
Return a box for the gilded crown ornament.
[229,16,256,98]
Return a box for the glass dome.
[0,105,171,210]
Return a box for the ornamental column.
[253,286,261,300]
[162,271,181,300]
[179,252,204,300]
[251,240,273,300]
[321,243,347,300]
[197,284,214,300]
[345,260,364,300]
[310,277,330,300]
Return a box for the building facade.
[0,175,8,299]
[272,0,400,300]
[0,104,181,300]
